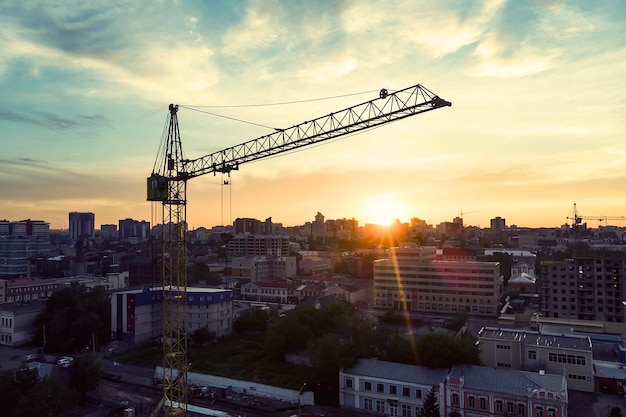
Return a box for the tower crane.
[567,203,626,227]
[147,83,451,416]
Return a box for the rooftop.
[478,326,592,351]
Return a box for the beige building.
[477,326,594,392]
[374,244,503,317]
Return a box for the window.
[535,406,544,417]
[469,396,475,407]
[364,398,373,411]
[518,404,526,415]
[377,383,384,393]
[528,350,537,360]
[376,400,385,413]
[452,393,459,405]
[479,398,486,409]
[364,381,372,391]
[495,400,503,411]
[390,385,397,395]
[416,389,422,399]
[345,378,353,389]
[402,387,410,397]
[548,408,556,417]
[507,402,514,413]
[401,404,411,417]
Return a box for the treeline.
[223,302,480,405]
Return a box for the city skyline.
[1,1,625,230]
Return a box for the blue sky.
[1,0,625,230]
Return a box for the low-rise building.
[478,326,594,392]
[442,365,568,417]
[339,358,448,416]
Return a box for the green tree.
[414,333,481,368]
[609,406,624,417]
[69,352,103,402]
[14,377,78,417]
[234,309,269,333]
[417,388,439,417]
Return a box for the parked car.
[57,357,73,367]
[25,353,38,362]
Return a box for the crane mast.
[147,84,451,416]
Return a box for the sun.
[360,194,410,226]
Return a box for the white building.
[111,287,233,345]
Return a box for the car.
[57,357,73,367]
[25,354,38,362]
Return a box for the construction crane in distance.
[147,83,451,416]
[567,203,626,227]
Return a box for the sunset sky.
[1,1,625,231]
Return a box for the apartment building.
[539,246,626,323]
[374,243,503,317]
[68,212,95,240]
[339,358,448,416]
[478,326,593,392]
[229,255,296,282]
[0,219,52,277]
[442,365,568,417]
[111,286,233,344]
[227,234,290,257]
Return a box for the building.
[1,277,63,304]
[111,286,233,345]
[477,326,593,392]
[229,255,296,282]
[240,281,292,304]
[0,219,52,277]
[373,243,503,317]
[442,365,568,417]
[0,300,46,346]
[491,216,506,231]
[100,224,118,239]
[339,358,448,416]
[539,246,626,323]
[118,218,150,240]
[228,234,291,257]
[69,212,95,240]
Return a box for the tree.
[69,352,103,402]
[609,406,624,417]
[14,377,78,417]
[417,388,439,417]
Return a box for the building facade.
[111,287,233,345]
[442,365,568,417]
[339,358,448,417]
[228,234,291,257]
[229,255,297,282]
[374,244,503,317]
[539,247,626,323]
[478,326,593,392]
[69,212,95,240]
[118,218,150,240]
[0,219,52,277]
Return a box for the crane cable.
[178,89,381,132]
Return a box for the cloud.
[0,108,110,133]
[221,2,283,56]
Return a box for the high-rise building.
[0,219,52,277]
[539,246,626,322]
[227,234,290,257]
[118,218,150,240]
[490,216,506,231]
[373,243,503,317]
[69,212,95,240]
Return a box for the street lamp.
[298,383,307,417]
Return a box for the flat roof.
[479,326,592,351]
